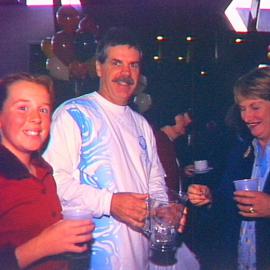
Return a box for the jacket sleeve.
[144,121,167,195]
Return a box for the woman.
[0,73,95,269]
[188,66,270,270]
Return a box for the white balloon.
[134,74,148,94]
[46,56,70,81]
[134,93,152,113]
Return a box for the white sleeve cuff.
[102,189,114,216]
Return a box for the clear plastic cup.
[62,208,92,221]
[62,208,93,260]
[233,179,258,191]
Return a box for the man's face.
[173,113,192,137]
[96,45,141,105]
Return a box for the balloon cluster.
[41,6,98,81]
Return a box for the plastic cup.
[62,208,92,221]
[233,179,258,191]
[62,208,93,260]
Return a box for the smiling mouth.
[247,122,261,130]
[24,130,41,136]
[113,77,134,86]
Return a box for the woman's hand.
[16,219,95,268]
[234,191,270,218]
[188,184,212,206]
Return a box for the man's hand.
[110,192,149,229]
[178,207,188,233]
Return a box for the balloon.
[46,56,70,81]
[77,15,99,38]
[52,31,76,66]
[41,37,54,58]
[56,6,80,34]
[69,60,89,80]
[133,93,152,113]
[134,75,147,94]
[74,32,97,62]
[87,56,97,78]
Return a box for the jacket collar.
[0,144,52,180]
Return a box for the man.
[143,108,200,270]
[161,112,192,141]
[144,108,193,192]
[43,27,167,270]
[158,111,193,190]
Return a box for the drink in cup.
[233,178,259,191]
[62,208,93,260]
[62,208,92,221]
[148,189,187,265]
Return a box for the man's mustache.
[113,77,134,85]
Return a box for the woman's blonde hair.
[234,66,270,104]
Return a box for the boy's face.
[0,80,51,160]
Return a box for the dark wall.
[0,5,54,77]
[1,3,270,126]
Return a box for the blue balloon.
[74,32,97,62]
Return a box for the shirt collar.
[95,91,128,114]
[252,138,270,155]
[0,144,52,180]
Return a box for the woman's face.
[239,97,270,146]
[0,80,51,161]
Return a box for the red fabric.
[153,129,180,192]
[0,147,69,270]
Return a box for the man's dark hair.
[96,26,143,63]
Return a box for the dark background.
[1,0,270,132]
